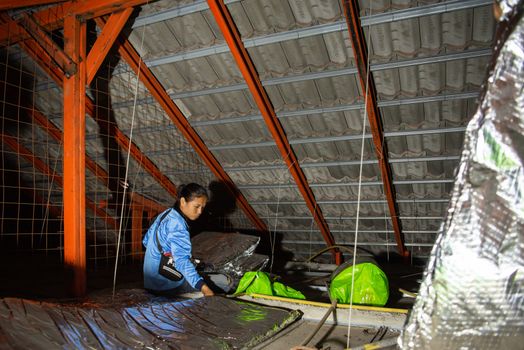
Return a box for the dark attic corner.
[0,0,523,349]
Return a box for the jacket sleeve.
[165,221,204,290]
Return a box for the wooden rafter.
[341,0,409,258]
[206,0,340,263]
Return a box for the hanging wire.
[346,1,374,347]
[269,149,296,274]
[112,15,148,299]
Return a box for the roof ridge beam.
[0,0,67,11]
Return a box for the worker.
[143,183,214,297]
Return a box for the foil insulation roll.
[400,1,524,348]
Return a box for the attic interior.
[0,0,522,349]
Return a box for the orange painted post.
[341,0,409,259]
[63,14,87,296]
[206,0,337,257]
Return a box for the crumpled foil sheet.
[400,2,524,349]
[192,231,268,286]
[0,294,301,349]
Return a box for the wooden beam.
[68,0,149,18]
[0,13,64,82]
[86,8,133,84]
[206,0,337,259]
[19,13,76,76]
[7,13,179,202]
[63,14,87,296]
[0,0,150,46]
[341,0,409,259]
[97,15,269,234]
[0,132,117,229]
[0,0,67,11]
[131,204,144,261]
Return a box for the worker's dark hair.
[175,183,208,206]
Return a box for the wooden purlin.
[341,0,409,258]
[95,17,269,234]
[206,0,338,260]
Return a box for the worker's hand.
[201,284,214,297]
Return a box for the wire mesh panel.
[0,9,257,279]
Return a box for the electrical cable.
[346,0,374,347]
[112,12,148,299]
[305,244,376,263]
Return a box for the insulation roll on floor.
[0,295,301,349]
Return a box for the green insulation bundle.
[329,262,389,306]
[234,271,305,300]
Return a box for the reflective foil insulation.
[192,231,268,284]
[0,295,300,349]
[400,1,524,348]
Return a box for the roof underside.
[7,0,494,262]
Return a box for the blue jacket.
[142,208,204,291]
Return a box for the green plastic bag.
[234,272,305,300]
[235,271,273,296]
[329,262,389,306]
[273,281,306,300]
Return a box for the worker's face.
[179,196,207,221]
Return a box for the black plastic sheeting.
[0,295,301,349]
[192,232,268,283]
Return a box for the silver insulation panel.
[400,1,524,348]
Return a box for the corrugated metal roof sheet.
[7,0,496,261]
